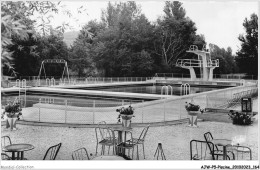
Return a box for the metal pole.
[163,99,166,122]
[39,107,41,122]
[142,100,144,124]
[65,100,67,123]
[93,100,95,124]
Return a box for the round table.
[92,155,126,160]
[211,139,232,160]
[112,127,132,156]
[3,144,35,160]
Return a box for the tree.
[91,1,155,77]
[235,13,258,77]
[36,31,69,77]
[154,1,197,70]
[1,1,86,78]
[210,44,238,75]
[1,1,62,77]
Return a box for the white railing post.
[22,79,26,107]
[39,106,41,122]
[46,78,50,86]
[65,100,67,123]
[163,99,166,122]
[142,100,144,124]
[93,100,95,124]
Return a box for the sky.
[47,1,258,54]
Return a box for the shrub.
[228,110,253,125]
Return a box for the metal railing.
[2,77,154,88]
[1,84,257,125]
[176,59,202,67]
[155,73,258,80]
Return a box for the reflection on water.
[99,85,225,96]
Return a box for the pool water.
[1,93,145,108]
[72,84,226,96]
[1,84,226,108]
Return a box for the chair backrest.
[190,139,215,160]
[72,147,90,160]
[1,136,12,150]
[1,153,11,160]
[230,145,252,160]
[137,124,150,142]
[98,121,107,126]
[204,132,214,142]
[95,127,116,143]
[96,122,110,141]
[43,143,62,160]
[203,132,217,152]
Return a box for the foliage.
[185,102,200,111]
[210,44,238,75]
[1,1,88,78]
[1,1,61,76]
[116,105,134,123]
[89,2,156,77]
[36,32,69,77]
[2,100,22,119]
[154,1,198,69]
[2,1,246,78]
[1,1,35,73]
[235,13,258,77]
[228,110,253,125]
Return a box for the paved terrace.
[1,119,258,160]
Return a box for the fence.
[1,84,257,125]
[2,77,154,88]
[155,73,258,80]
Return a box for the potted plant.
[116,105,134,127]
[228,110,254,125]
[185,102,201,127]
[185,102,201,116]
[1,99,22,130]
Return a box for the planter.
[187,111,200,116]
[187,111,200,127]
[120,114,134,127]
[6,117,18,130]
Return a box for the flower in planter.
[116,105,134,123]
[228,110,253,125]
[2,100,22,120]
[185,102,200,112]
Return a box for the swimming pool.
[66,83,227,96]
[1,92,148,108]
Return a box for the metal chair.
[98,121,107,127]
[127,124,150,159]
[204,132,234,160]
[72,147,90,160]
[116,131,137,160]
[230,145,252,160]
[1,136,12,151]
[95,127,117,155]
[1,136,12,158]
[1,153,11,160]
[43,143,62,160]
[190,139,215,160]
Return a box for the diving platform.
[176,45,219,81]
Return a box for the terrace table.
[112,126,132,156]
[2,144,34,160]
[211,139,232,160]
[92,155,126,160]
